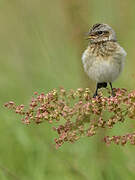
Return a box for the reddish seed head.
[4,87,135,148]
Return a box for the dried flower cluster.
[4,88,135,148]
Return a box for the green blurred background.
[1,0,135,179]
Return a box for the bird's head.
[87,23,117,43]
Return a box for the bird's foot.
[93,93,98,98]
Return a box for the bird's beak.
[86,32,96,40]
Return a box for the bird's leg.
[93,83,99,98]
[109,82,115,97]
[93,83,105,98]
[102,82,107,88]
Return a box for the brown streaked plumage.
[88,41,118,58]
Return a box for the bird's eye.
[97,31,103,35]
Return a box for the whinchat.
[82,23,127,97]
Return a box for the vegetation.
[5,88,135,149]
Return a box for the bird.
[82,23,127,97]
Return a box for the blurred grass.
[1,0,135,179]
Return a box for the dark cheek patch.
[104,32,109,38]
[102,31,109,38]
